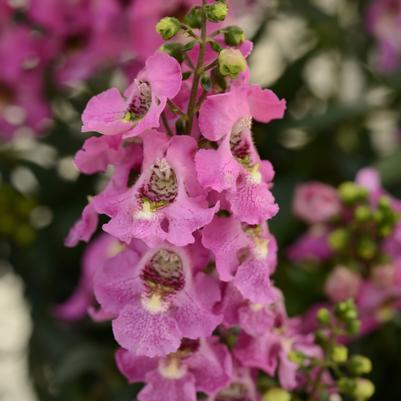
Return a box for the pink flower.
[202,216,277,304]
[82,52,182,138]
[287,227,332,263]
[207,367,259,401]
[234,321,320,390]
[220,284,286,337]
[365,0,401,73]
[196,85,284,223]
[102,132,218,247]
[293,182,341,224]
[116,337,232,401]
[65,202,99,247]
[94,244,222,357]
[324,266,362,303]
[54,233,124,321]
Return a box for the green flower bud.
[316,308,331,326]
[349,355,372,375]
[224,26,246,46]
[156,17,181,40]
[346,319,361,336]
[330,345,348,364]
[338,378,357,395]
[328,228,348,251]
[338,182,368,205]
[357,237,377,260]
[355,205,371,222]
[288,350,304,365]
[335,299,357,321]
[205,2,228,22]
[218,48,247,78]
[315,329,328,345]
[262,388,291,401]
[354,379,375,400]
[184,6,203,29]
[160,42,184,62]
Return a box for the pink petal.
[82,88,130,136]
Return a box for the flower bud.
[357,237,377,260]
[185,6,203,29]
[288,350,304,365]
[262,388,291,401]
[355,205,371,222]
[316,308,331,326]
[349,355,372,375]
[338,182,368,205]
[205,1,228,22]
[338,378,357,395]
[328,229,348,251]
[218,48,247,78]
[156,17,181,40]
[354,379,375,400]
[330,345,348,363]
[346,319,361,336]
[224,26,246,46]
[160,43,184,62]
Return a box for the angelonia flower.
[60,2,374,400]
[289,168,401,337]
[365,0,401,73]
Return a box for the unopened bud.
[349,355,372,375]
[338,182,368,205]
[354,379,375,400]
[355,205,371,222]
[262,388,291,401]
[224,26,246,46]
[317,308,331,326]
[185,6,202,29]
[328,229,348,251]
[205,2,228,22]
[218,48,247,78]
[330,345,348,364]
[156,17,180,40]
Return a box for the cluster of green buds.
[0,184,36,245]
[314,301,374,401]
[328,183,400,264]
[156,0,247,83]
[281,300,373,401]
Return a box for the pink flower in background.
[324,266,362,303]
[293,182,341,224]
[287,226,332,263]
[365,0,401,72]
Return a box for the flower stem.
[185,0,207,135]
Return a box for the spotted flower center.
[230,117,253,164]
[124,80,152,122]
[215,382,251,401]
[141,249,185,302]
[141,158,178,209]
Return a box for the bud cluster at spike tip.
[57,2,376,401]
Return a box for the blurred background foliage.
[0,0,400,400]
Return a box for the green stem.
[186,0,207,135]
